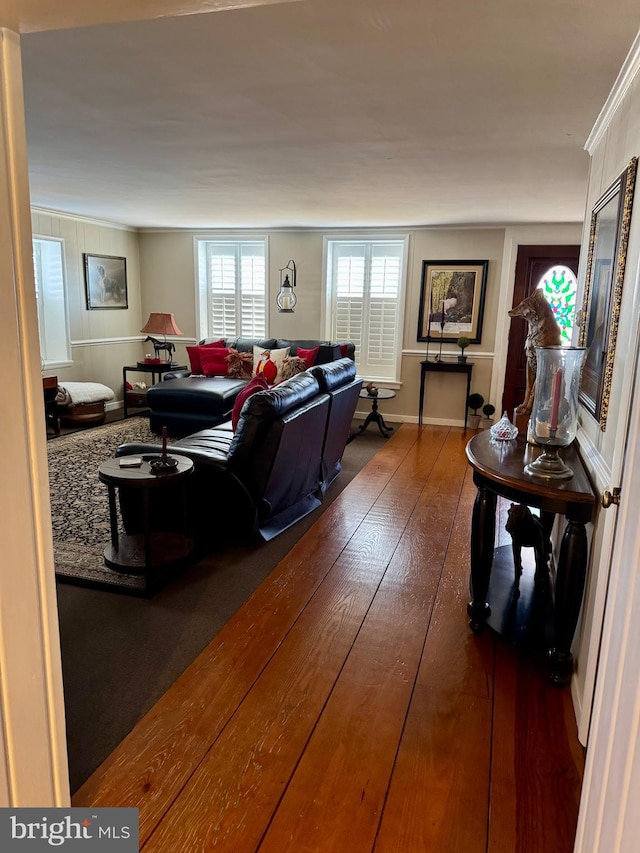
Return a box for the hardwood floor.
[73,424,584,851]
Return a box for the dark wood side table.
[98,453,195,592]
[43,375,60,435]
[465,431,596,685]
[122,363,187,418]
[419,360,473,428]
[350,388,396,440]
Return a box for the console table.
[418,360,473,428]
[465,431,596,685]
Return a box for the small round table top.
[98,453,194,488]
[359,388,396,401]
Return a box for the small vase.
[468,413,481,429]
[458,354,467,363]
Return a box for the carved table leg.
[549,519,588,686]
[540,509,555,556]
[467,483,497,632]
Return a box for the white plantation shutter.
[334,245,365,357]
[240,248,266,338]
[328,240,405,381]
[199,240,266,339]
[33,237,71,367]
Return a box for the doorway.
[502,245,580,415]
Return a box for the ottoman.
[56,382,115,427]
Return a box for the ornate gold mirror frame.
[578,156,637,430]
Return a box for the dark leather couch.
[116,358,362,546]
[147,337,355,436]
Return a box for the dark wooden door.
[502,245,580,416]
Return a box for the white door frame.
[0,27,70,806]
[574,317,640,850]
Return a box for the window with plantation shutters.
[327,239,406,382]
[33,236,71,367]
[197,240,266,340]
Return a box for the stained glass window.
[536,265,578,345]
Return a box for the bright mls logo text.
[0,807,138,850]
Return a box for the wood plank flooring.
[73,424,584,852]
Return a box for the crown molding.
[31,206,137,232]
[585,31,640,154]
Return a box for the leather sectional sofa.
[147,337,355,436]
[116,356,362,546]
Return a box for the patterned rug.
[48,417,160,593]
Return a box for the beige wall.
[32,209,142,402]
[31,216,584,423]
[139,225,550,425]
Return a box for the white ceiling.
[19,0,640,229]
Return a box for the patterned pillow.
[279,355,308,381]
[226,348,253,379]
[253,345,290,385]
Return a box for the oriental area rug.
[48,417,160,593]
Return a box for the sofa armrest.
[163,369,192,380]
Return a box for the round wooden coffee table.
[98,453,194,577]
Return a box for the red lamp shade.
[140,313,183,336]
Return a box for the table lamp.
[140,313,183,364]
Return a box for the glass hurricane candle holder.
[524,346,586,480]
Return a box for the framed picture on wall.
[578,156,637,430]
[417,260,488,343]
[84,253,128,310]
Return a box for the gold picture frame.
[417,260,488,344]
[578,157,637,430]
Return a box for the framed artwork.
[417,260,488,343]
[84,253,128,310]
[578,156,637,430]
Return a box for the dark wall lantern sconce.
[277,259,297,313]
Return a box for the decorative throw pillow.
[279,355,308,381]
[200,347,232,377]
[186,339,225,374]
[226,348,253,379]
[231,375,269,431]
[297,345,319,368]
[339,343,350,358]
[253,345,290,385]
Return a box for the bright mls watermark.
[0,808,138,850]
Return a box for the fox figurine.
[508,289,561,414]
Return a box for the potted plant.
[457,336,470,363]
[480,403,496,430]
[467,392,484,429]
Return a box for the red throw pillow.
[186,339,225,374]
[231,375,269,431]
[339,344,349,357]
[200,347,232,377]
[297,345,319,367]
